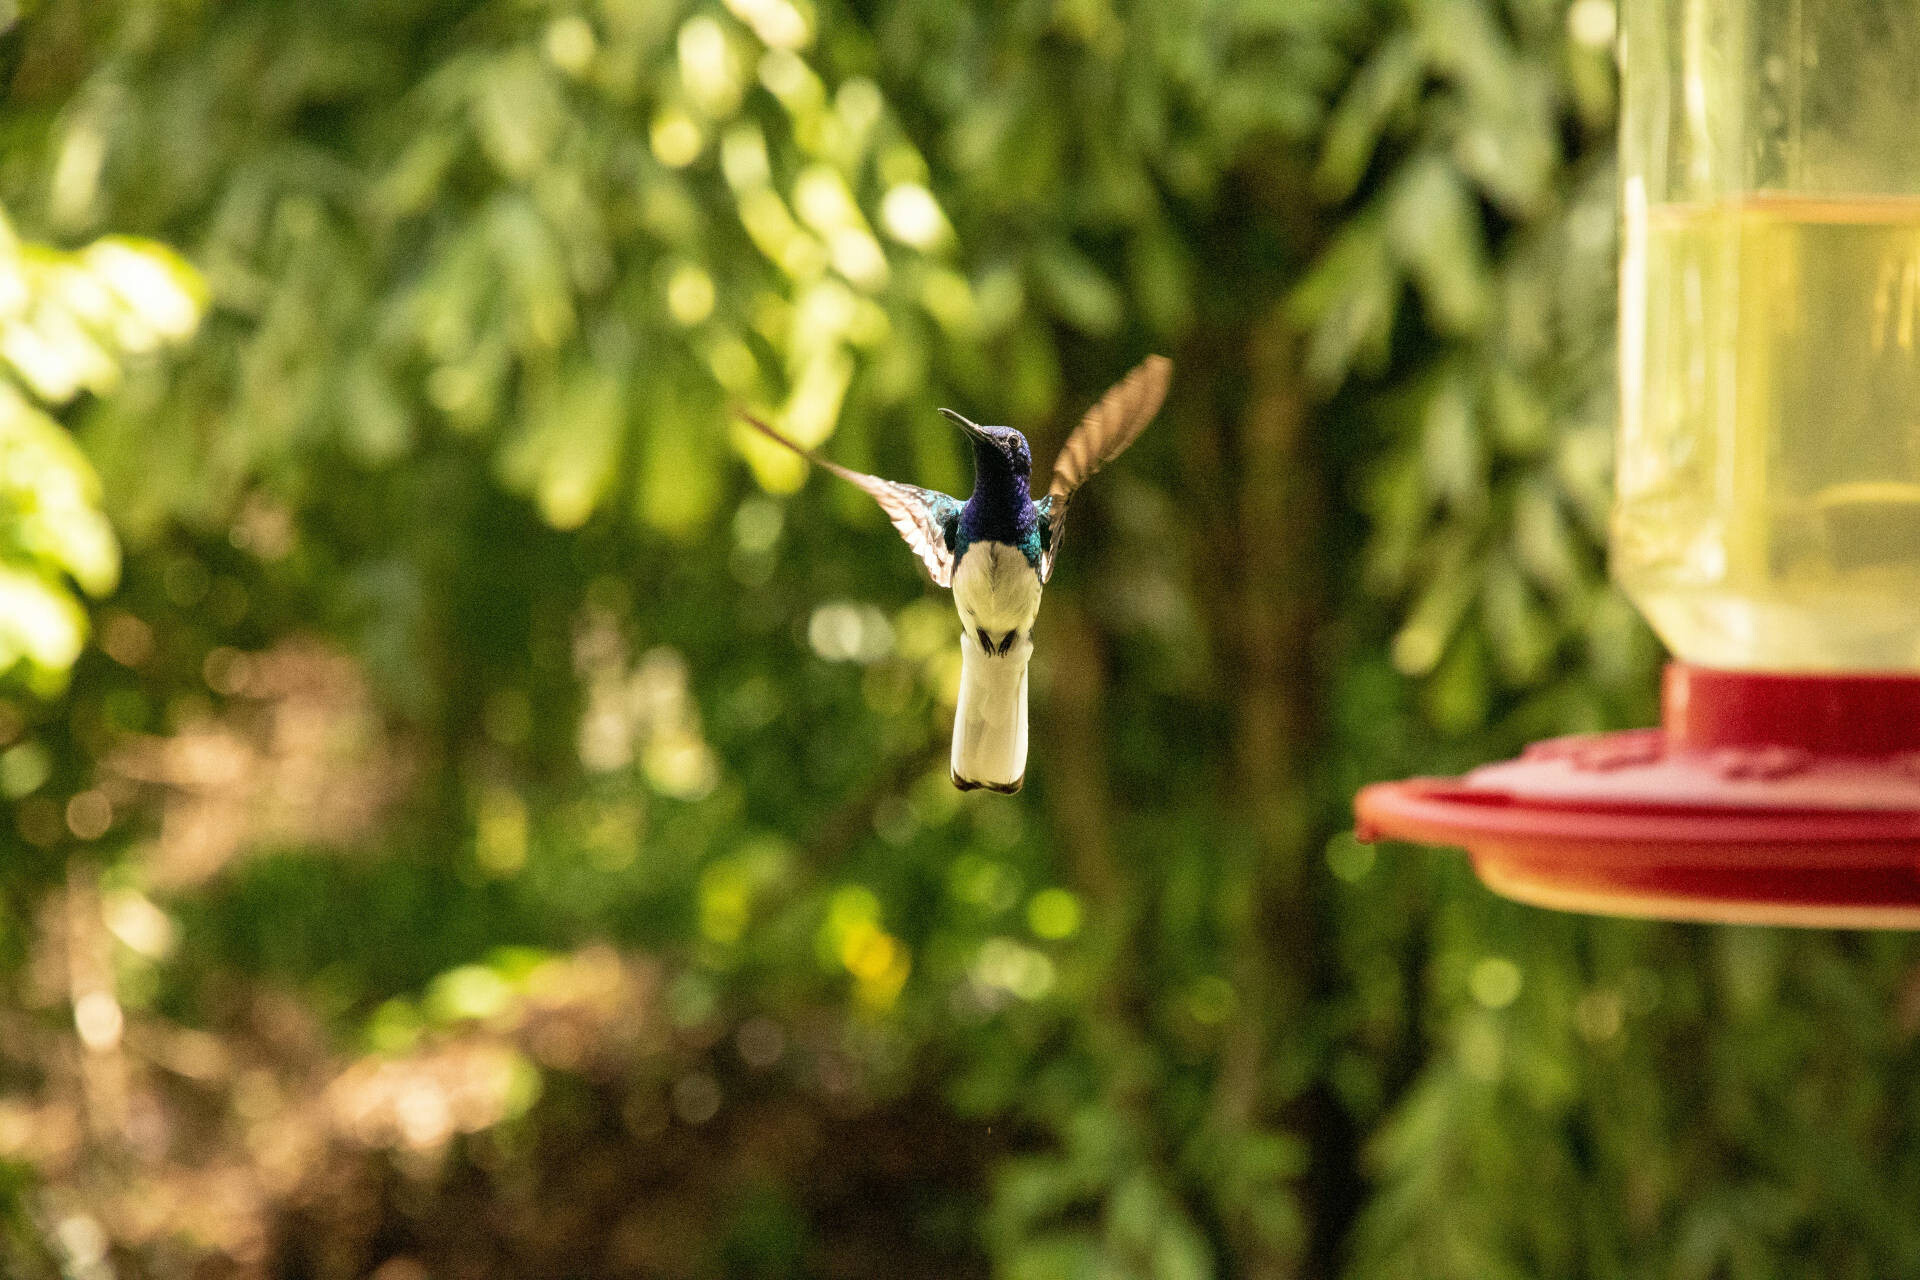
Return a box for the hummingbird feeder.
[1355,0,1920,925]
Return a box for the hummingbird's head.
[938,409,1031,478]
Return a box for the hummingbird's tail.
[951,633,1030,793]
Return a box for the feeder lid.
[1354,666,1920,927]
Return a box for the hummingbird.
[739,355,1171,793]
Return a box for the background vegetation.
[0,0,1917,1276]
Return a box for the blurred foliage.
[0,211,198,691]
[0,1,1915,1279]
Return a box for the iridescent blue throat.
[954,437,1041,567]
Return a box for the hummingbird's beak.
[938,407,992,447]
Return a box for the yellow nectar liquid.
[1616,195,1920,669]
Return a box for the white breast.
[949,541,1040,791]
[952,541,1043,639]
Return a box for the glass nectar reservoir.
[1614,0,1920,668]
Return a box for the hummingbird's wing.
[1036,355,1171,582]
[738,412,963,588]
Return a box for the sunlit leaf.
[0,560,86,680]
[1387,156,1493,335]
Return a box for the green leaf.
[1290,213,1397,385]
[1390,530,1480,676]
[1418,364,1487,516]
[1032,241,1124,337]
[499,359,627,530]
[1386,156,1493,335]
[1314,31,1425,203]
[1002,1231,1104,1280]
[1479,552,1555,683]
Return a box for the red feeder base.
[1354,666,1920,927]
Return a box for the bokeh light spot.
[1026,888,1082,940]
[728,0,813,52]
[666,263,716,326]
[1469,957,1523,1009]
[650,109,704,168]
[671,1072,722,1125]
[543,16,597,75]
[880,184,950,250]
[73,991,123,1051]
[808,601,894,663]
[64,790,111,840]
